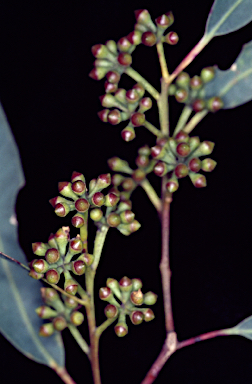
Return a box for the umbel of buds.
[151,132,216,193]
[100,276,157,337]
[37,288,84,337]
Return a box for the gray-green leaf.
[202,41,252,108]
[205,0,252,39]
[0,103,65,368]
[224,315,252,340]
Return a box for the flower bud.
[98,109,110,122]
[46,269,60,284]
[71,171,85,183]
[132,169,146,182]
[90,208,103,221]
[70,311,84,326]
[175,130,189,143]
[117,52,132,66]
[45,248,60,264]
[55,202,71,217]
[39,323,54,337]
[132,278,142,291]
[53,316,67,331]
[141,31,157,46]
[104,81,118,93]
[201,158,217,172]
[117,37,132,52]
[78,253,94,266]
[33,259,49,274]
[122,177,135,191]
[118,220,141,236]
[188,158,201,173]
[201,66,215,83]
[175,88,188,103]
[120,210,135,224]
[29,269,44,280]
[114,322,128,337]
[207,96,224,112]
[188,136,200,152]
[48,233,58,249]
[104,304,118,318]
[108,157,132,173]
[107,109,122,125]
[58,182,78,200]
[176,142,191,157]
[91,44,109,58]
[64,296,78,309]
[131,112,145,127]
[35,306,58,319]
[139,97,152,112]
[96,173,111,190]
[155,14,170,29]
[154,162,170,177]
[165,31,179,45]
[91,192,105,207]
[121,126,136,142]
[193,141,215,157]
[64,279,78,295]
[143,308,155,322]
[89,67,108,80]
[192,99,206,112]
[135,154,149,168]
[75,198,90,213]
[107,213,121,227]
[144,292,158,305]
[174,164,189,178]
[55,227,69,255]
[134,9,156,32]
[119,276,132,292]
[71,260,86,275]
[166,177,179,193]
[106,71,121,84]
[106,278,121,299]
[117,200,132,212]
[130,289,144,305]
[127,30,142,45]
[189,172,207,188]
[151,144,166,160]
[71,180,86,195]
[71,213,85,228]
[69,237,83,254]
[130,311,144,325]
[176,72,190,88]
[133,83,145,98]
[99,287,113,301]
[104,192,120,207]
[190,75,203,90]
[32,242,48,256]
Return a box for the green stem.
[92,225,109,271]
[157,79,169,136]
[125,67,160,100]
[80,211,88,253]
[143,120,162,137]
[68,324,90,357]
[96,317,118,339]
[156,42,169,81]
[173,105,193,136]
[183,110,208,134]
[140,178,162,213]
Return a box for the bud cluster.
[98,83,153,141]
[99,277,157,337]
[37,288,84,337]
[170,68,224,113]
[30,226,93,293]
[151,131,216,192]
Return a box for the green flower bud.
[70,311,84,326]
[130,289,144,306]
[39,323,54,337]
[144,291,158,305]
[132,278,143,291]
[64,278,78,296]
[143,308,155,322]
[189,172,207,188]
[64,296,78,309]
[53,316,67,331]
[32,242,48,256]
[201,158,217,172]
[104,304,118,319]
[33,259,49,274]
[58,182,78,200]
[45,248,60,264]
[35,306,58,319]
[106,278,121,299]
[90,208,103,221]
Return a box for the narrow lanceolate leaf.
[205,0,252,39]
[224,315,252,340]
[202,41,252,108]
[0,104,65,368]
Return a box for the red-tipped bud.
[130,289,144,305]
[99,287,112,301]
[117,52,132,66]
[55,202,70,217]
[107,109,122,125]
[118,220,141,235]
[64,279,78,295]
[166,178,179,193]
[91,44,109,59]
[108,157,132,173]
[42,288,59,302]
[106,278,121,299]
[156,138,168,147]
[122,177,135,191]
[39,323,54,337]
[32,242,48,256]
[64,296,78,309]
[48,233,58,249]
[189,172,207,188]
[193,141,215,157]
[141,31,157,46]
[78,253,94,266]
[71,171,85,183]
[75,198,90,213]
[114,322,128,337]
[139,97,152,112]
[190,75,203,90]
[104,192,120,207]
[96,173,111,190]
[55,227,70,255]
[132,169,146,182]
[117,37,132,52]
[175,131,189,143]
[151,145,166,159]
[119,276,132,292]
[104,81,118,94]
[192,99,206,112]
[176,142,191,157]
[72,260,86,275]
[29,269,44,280]
[165,11,174,25]
[201,158,217,172]
[126,89,140,103]
[107,213,121,227]
[53,316,67,331]
[115,88,126,103]
[70,311,84,326]
[207,97,224,112]
[106,71,121,84]
[134,9,156,31]
[155,14,170,29]
[99,94,116,108]
[135,154,149,168]
[121,126,136,142]
[89,67,108,80]
[104,304,118,319]
[112,174,125,186]
[165,31,179,45]
[130,311,144,325]
[71,213,85,228]
[69,238,83,254]
[33,259,49,274]
[133,83,145,98]
[46,269,60,284]
[58,182,77,200]
[176,72,190,88]
[45,248,60,264]
[174,164,189,178]
[92,192,105,206]
[201,66,215,83]
[143,308,155,322]
[127,30,142,45]
[90,208,103,221]
[175,88,188,103]
[131,112,145,127]
[98,109,110,122]
[120,210,135,224]
[188,158,202,173]
[35,306,57,319]
[71,180,86,195]
[153,162,170,177]
[144,291,158,305]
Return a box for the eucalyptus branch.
[183,109,208,134]
[96,317,118,338]
[125,67,160,100]
[92,225,109,271]
[156,41,169,81]
[143,120,162,137]
[173,105,193,136]
[140,178,162,213]
[68,324,90,356]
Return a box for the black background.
[1,0,252,383]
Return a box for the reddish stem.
[177,329,227,350]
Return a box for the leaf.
[205,0,252,39]
[202,41,252,108]
[224,315,252,340]
[0,103,65,368]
